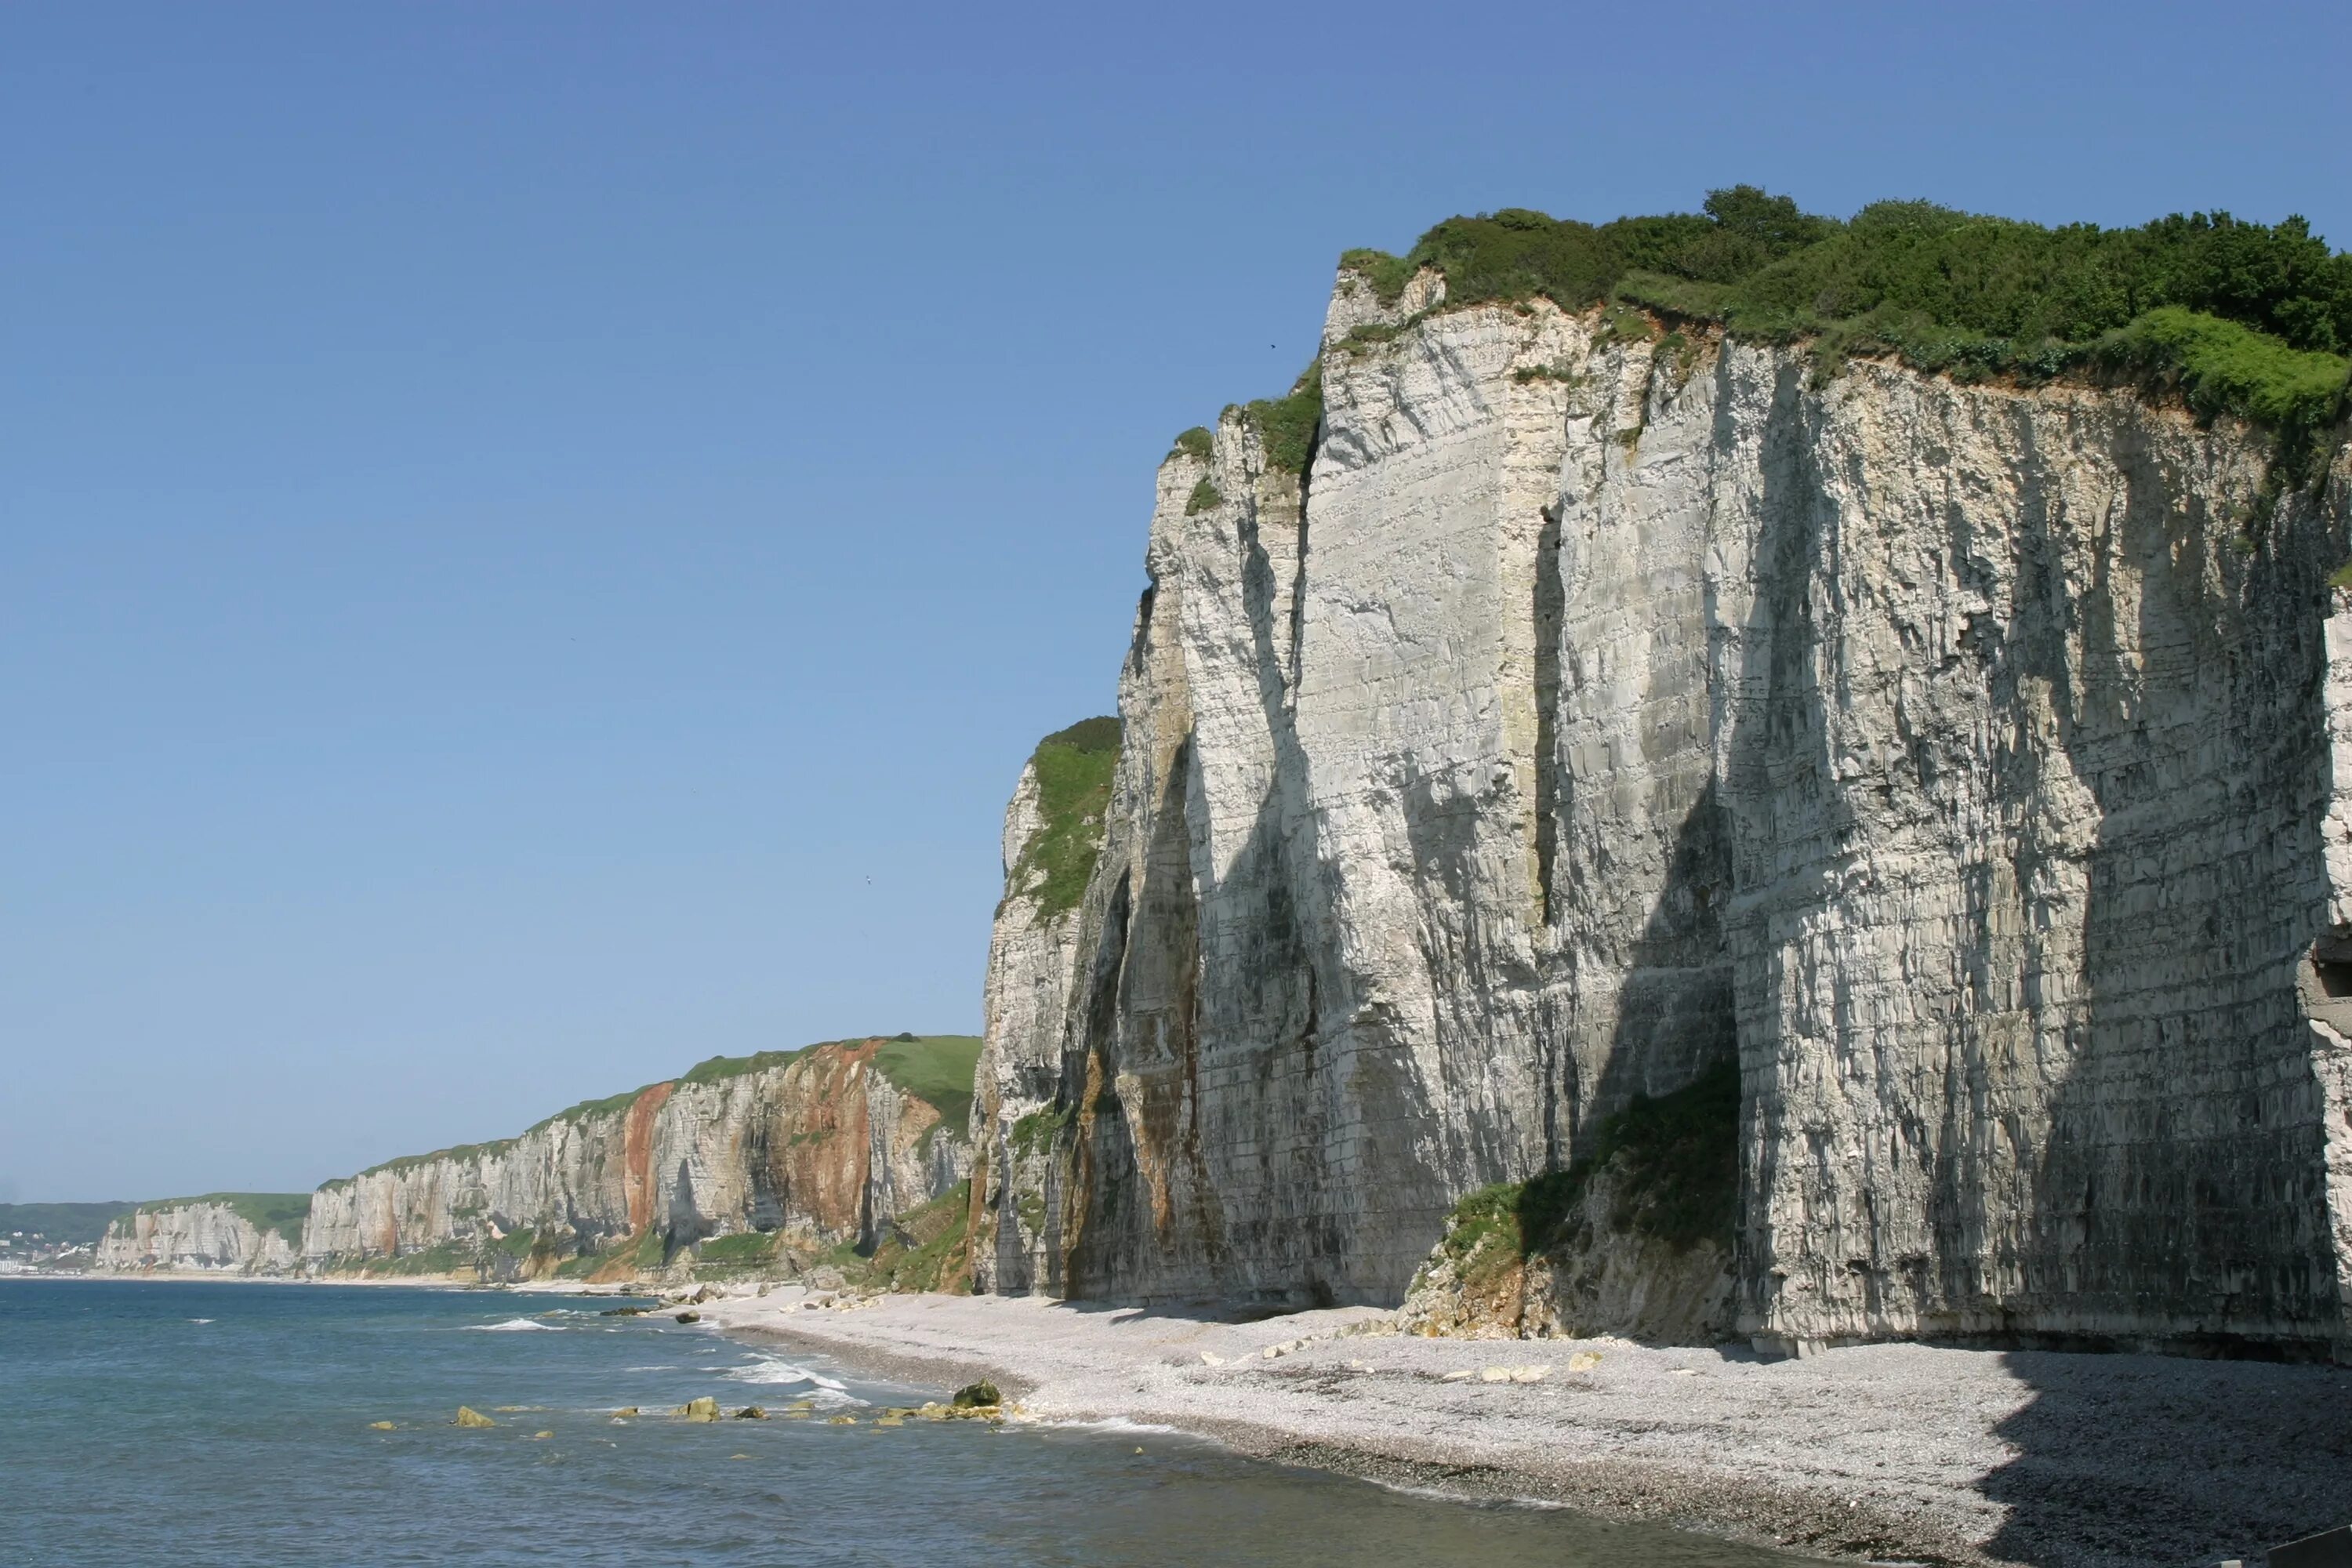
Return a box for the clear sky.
[5,1,2346,1201]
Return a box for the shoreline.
[701,1289,2352,1568]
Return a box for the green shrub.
[1432,1057,1742,1266]
[1185,478,1222,514]
[1006,719,1120,920]
[1338,190,2352,456]
[1243,361,1323,476]
[1167,426,1214,463]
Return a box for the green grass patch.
[1006,718,1120,920]
[118,1192,312,1245]
[679,1048,811,1087]
[361,1239,478,1277]
[1185,478,1222,514]
[873,1035,982,1135]
[1167,426,1214,463]
[1008,1104,1073,1161]
[866,1183,973,1294]
[694,1230,779,1271]
[356,1139,519,1179]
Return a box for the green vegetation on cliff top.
[1007,717,1120,920]
[1343,189,2352,469]
[114,1192,313,1244]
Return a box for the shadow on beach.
[1979,1348,2352,1567]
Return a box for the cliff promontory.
[971,192,2352,1361]
[96,1194,310,1276]
[96,1035,980,1286]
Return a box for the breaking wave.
[464,1317,557,1332]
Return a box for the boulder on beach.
[952,1381,1001,1410]
[674,1311,700,1323]
[454,1406,496,1428]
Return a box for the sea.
[2,1278,1803,1566]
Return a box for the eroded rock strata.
[975,260,2352,1359]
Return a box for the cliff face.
[303,1037,975,1279]
[95,1196,308,1276]
[93,1037,976,1282]
[977,262,2352,1357]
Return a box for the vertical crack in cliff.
[1534,499,1565,927]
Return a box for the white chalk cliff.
[975,262,2352,1359]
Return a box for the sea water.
[2,1279,1801,1566]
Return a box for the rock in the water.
[733,1405,767,1420]
[675,1396,720,1423]
[367,1421,397,1431]
[453,1406,495,1428]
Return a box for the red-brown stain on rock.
[768,1039,880,1242]
[624,1081,676,1234]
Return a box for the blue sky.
[5,2,2346,1200]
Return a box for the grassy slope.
[1007,718,1120,920]
[873,1034,984,1134]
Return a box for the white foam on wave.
[720,1354,862,1406]
[464,1317,557,1332]
[1029,1414,1184,1437]
[187,1318,215,1325]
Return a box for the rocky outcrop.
[975,257,2352,1359]
[969,724,1116,1294]
[303,1036,976,1279]
[94,1196,308,1276]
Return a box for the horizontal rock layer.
[978,263,2352,1358]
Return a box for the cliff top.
[1338,190,2351,462]
[322,1033,985,1188]
[112,1192,310,1243]
[1007,718,1119,920]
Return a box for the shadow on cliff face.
[1978,1349,2352,1567]
[1971,423,2352,1566]
[2015,418,2343,1357]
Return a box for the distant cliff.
[971,196,2352,1360]
[95,1036,979,1287]
[96,1195,310,1276]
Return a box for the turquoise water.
[2,1279,1797,1566]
